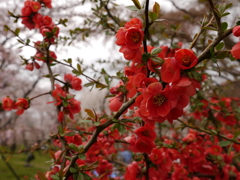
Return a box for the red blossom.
[2,97,14,111]
[233,26,240,37]
[231,42,240,59]
[160,57,180,83]
[175,49,198,69]
[13,98,29,115]
[25,63,34,71]
[64,74,82,91]
[134,124,156,143]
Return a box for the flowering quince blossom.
[231,42,240,59]
[64,73,82,91]
[233,25,240,37]
[116,18,144,62]
[2,97,15,111]
[174,49,198,69]
[13,98,29,115]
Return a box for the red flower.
[231,42,240,59]
[134,124,156,143]
[175,49,198,69]
[13,98,29,115]
[125,18,143,29]
[141,82,177,117]
[233,26,240,37]
[2,97,14,111]
[64,74,82,91]
[39,0,52,9]
[25,63,34,71]
[160,57,180,83]
[124,161,142,180]
[149,148,164,164]
[30,1,41,12]
[125,27,144,49]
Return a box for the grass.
[0,151,52,180]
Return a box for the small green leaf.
[215,51,229,59]
[219,140,231,147]
[149,12,158,21]
[125,5,139,11]
[78,153,86,160]
[215,42,224,51]
[68,143,79,151]
[151,57,164,64]
[94,122,100,126]
[70,167,78,173]
[131,0,141,9]
[221,22,228,31]
[151,47,162,56]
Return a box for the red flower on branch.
[13,98,29,115]
[2,97,14,111]
[175,49,198,69]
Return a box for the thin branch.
[197,27,233,63]
[208,0,223,34]
[65,92,140,178]
[177,119,240,145]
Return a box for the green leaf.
[142,53,151,61]
[64,132,75,136]
[215,51,229,59]
[131,0,141,9]
[215,42,224,51]
[70,167,78,173]
[68,143,79,151]
[219,140,231,147]
[211,57,217,63]
[149,12,158,21]
[93,122,100,126]
[15,28,20,36]
[77,64,82,74]
[72,69,81,76]
[221,22,228,31]
[154,19,168,24]
[78,153,86,160]
[151,47,162,56]
[125,5,139,11]
[151,57,164,64]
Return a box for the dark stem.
[1,154,20,180]
[65,92,140,178]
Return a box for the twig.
[197,27,233,63]
[177,119,240,145]
[1,154,20,180]
[208,0,223,34]
[65,92,140,178]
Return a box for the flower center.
[131,32,140,43]
[153,94,166,106]
[182,55,191,66]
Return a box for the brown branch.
[208,0,222,34]
[197,27,233,63]
[177,119,240,145]
[65,92,140,178]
